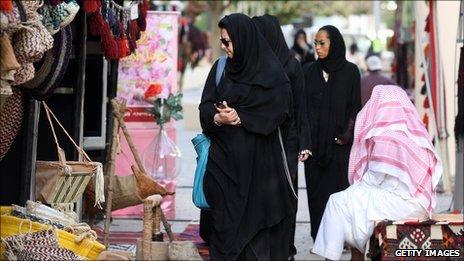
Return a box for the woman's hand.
[214,101,241,126]
[298,149,312,162]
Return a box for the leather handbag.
[35,102,105,206]
[191,134,211,209]
[84,165,169,214]
[191,56,227,209]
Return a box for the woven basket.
[0,207,105,260]
[13,22,54,64]
[0,90,24,161]
[11,62,35,86]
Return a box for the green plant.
[147,93,183,127]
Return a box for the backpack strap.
[215,56,227,87]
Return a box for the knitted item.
[13,22,54,63]
[0,89,23,160]
[83,0,101,14]
[12,63,35,86]
[2,230,84,260]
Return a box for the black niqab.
[252,14,292,66]
[317,25,347,72]
[218,13,289,88]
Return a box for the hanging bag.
[35,102,105,207]
[12,0,54,64]
[191,56,226,210]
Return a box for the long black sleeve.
[339,65,361,143]
[237,84,292,136]
[289,61,311,151]
[199,61,219,134]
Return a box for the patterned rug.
[368,216,464,260]
[93,223,210,260]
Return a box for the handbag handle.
[277,127,298,200]
[41,102,92,165]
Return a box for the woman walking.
[199,13,297,260]
[301,25,362,241]
[253,14,311,260]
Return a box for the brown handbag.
[84,165,169,214]
[35,102,105,206]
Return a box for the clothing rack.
[416,10,452,194]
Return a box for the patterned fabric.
[10,210,66,229]
[13,22,54,64]
[12,63,34,86]
[369,218,464,260]
[2,230,84,260]
[348,85,442,213]
[0,90,23,160]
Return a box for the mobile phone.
[215,102,226,109]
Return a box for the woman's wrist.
[213,114,222,126]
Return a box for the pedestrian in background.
[253,14,312,260]
[346,42,367,74]
[301,25,362,241]
[291,29,316,67]
[360,55,396,106]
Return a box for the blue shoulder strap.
[215,56,227,87]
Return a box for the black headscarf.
[292,29,307,56]
[317,25,347,73]
[252,14,292,66]
[218,13,289,88]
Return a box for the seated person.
[312,85,442,260]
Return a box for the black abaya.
[302,25,361,240]
[199,14,296,260]
[253,14,311,258]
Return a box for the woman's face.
[220,28,233,58]
[314,30,330,59]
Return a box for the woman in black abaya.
[199,13,297,260]
[291,29,316,66]
[252,14,311,259]
[301,25,361,240]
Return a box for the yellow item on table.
[1,206,105,260]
